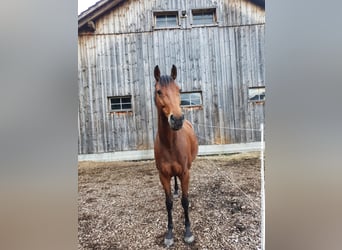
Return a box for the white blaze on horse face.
[167,114,172,126]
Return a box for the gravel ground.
[78,152,261,249]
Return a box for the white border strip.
[260,123,265,250]
[78,142,262,162]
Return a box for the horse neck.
[157,110,176,147]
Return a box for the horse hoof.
[184,234,195,244]
[173,192,179,199]
[164,237,174,247]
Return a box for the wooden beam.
[78,0,126,29]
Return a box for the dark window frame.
[180,91,203,108]
[108,95,133,112]
[248,86,265,103]
[153,11,180,29]
[191,8,217,26]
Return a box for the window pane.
[181,92,202,106]
[248,87,265,102]
[111,104,121,110]
[111,98,120,104]
[109,96,132,111]
[180,93,190,105]
[122,103,132,109]
[155,13,178,27]
[181,93,190,100]
[122,97,131,103]
[166,15,176,26]
[156,17,167,27]
[190,93,201,105]
[192,10,215,25]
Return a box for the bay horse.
[153,65,198,247]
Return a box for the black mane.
[159,75,173,86]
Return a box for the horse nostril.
[170,114,174,121]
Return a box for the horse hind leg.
[173,176,179,198]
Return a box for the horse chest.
[158,160,184,177]
[155,145,187,175]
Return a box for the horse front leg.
[160,174,174,247]
[165,192,174,246]
[181,171,195,244]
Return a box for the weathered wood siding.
[78,0,265,154]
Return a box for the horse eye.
[157,90,162,96]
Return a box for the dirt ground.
[78,152,261,250]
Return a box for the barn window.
[154,11,179,28]
[192,8,217,25]
[248,86,265,103]
[181,91,202,107]
[108,96,132,111]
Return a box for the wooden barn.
[78,0,265,156]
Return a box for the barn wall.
[92,0,265,34]
[78,0,265,154]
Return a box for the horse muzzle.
[169,114,184,130]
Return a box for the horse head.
[154,65,184,130]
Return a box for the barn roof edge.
[78,0,126,29]
[78,0,265,30]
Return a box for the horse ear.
[154,65,160,81]
[171,65,177,80]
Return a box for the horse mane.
[159,75,173,86]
